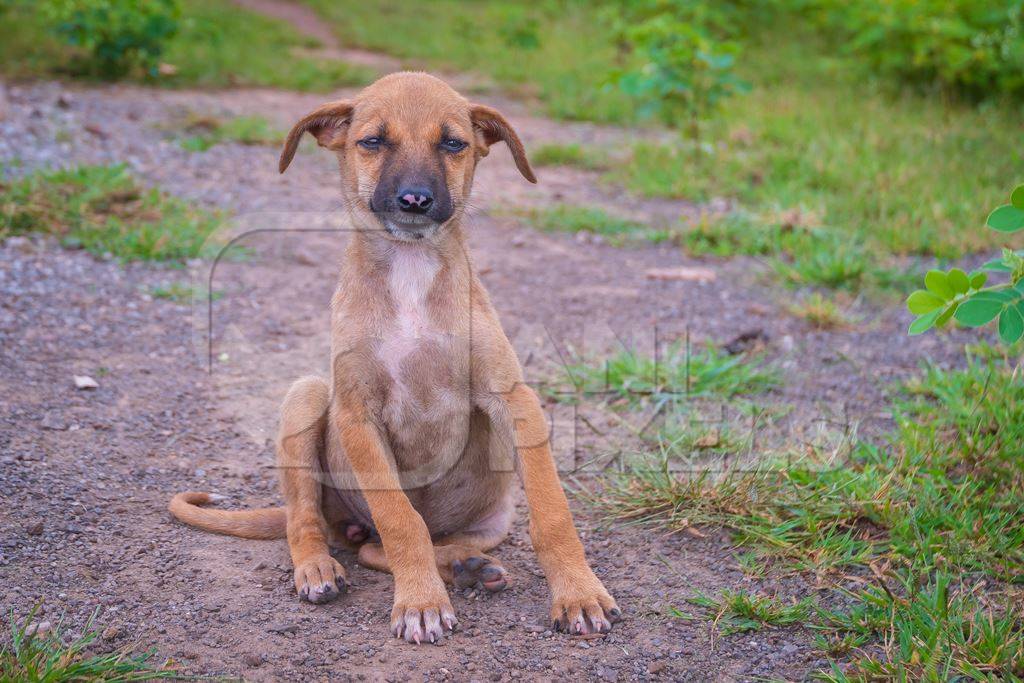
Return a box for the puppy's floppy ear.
[279,100,355,174]
[470,104,537,184]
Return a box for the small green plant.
[0,164,221,261]
[688,589,815,635]
[44,0,180,78]
[615,3,749,157]
[1,606,174,681]
[496,6,540,50]
[906,185,1024,343]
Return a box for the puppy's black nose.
[396,188,433,214]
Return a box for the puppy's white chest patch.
[379,248,441,378]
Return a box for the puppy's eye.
[357,137,383,150]
[441,138,467,153]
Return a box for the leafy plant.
[613,3,749,157]
[906,185,1024,343]
[44,0,180,78]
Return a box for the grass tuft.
[558,342,780,407]
[178,114,283,152]
[1,606,174,681]
[513,204,653,246]
[688,590,815,635]
[786,293,849,330]
[1,164,221,261]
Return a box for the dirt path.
[0,9,974,682]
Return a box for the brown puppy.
[170,72,620,644]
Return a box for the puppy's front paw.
[294,554,346,604]
[391,576,457,644]
[550,571,621,635]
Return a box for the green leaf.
[935,304,957,328]
[1012,185,1024,210]
[907,290,945,314]
[924,270,954,300]
[998,305,1024,344]
[947,268,969,294]
[982,258,1012,272]
[908,309,941,335]
[969,272,987,290]
[972,288,1018,303]
[954,297,1004,327]
[986,205,1024,233]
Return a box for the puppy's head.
[280,72,535,242]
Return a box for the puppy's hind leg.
[358,515,511,593]
[278,376,346,603]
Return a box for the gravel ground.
[0,70,976,682]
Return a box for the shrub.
[44,0,180,78]
[821,0,1024,99]
[611,1,749,154]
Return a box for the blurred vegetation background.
[4,0,1020,267]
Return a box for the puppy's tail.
[168,492,287,540]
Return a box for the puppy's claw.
[294,554,346,604]
[391,602,455,645]
[549,574,621,636]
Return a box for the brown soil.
[0,4,974,681]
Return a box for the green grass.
[531,143,610,171]
[0,164,221,261]
[679,211,918,293]
[611,29,1023,260]
[176,114,283,152]
[815,573,1024,682]
[1,607,173,681]
[150,282,221,302]
[687,590,815,635]
[514,205,657,246]
[556,342,780,407]
[302,0,637,123]
[0,0,372,91]
[647,416,747,457]
[599,348,1024,677]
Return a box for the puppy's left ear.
[470,104,537,184]
[279,100,355,174]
